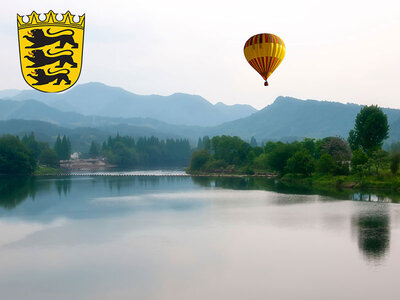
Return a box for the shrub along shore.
[187,105,400,192]
[2,104,400,193]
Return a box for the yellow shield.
[17,11,85,93]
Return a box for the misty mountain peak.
[5,82,257,127]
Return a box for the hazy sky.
[1,0,399,109]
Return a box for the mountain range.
[9,82,257,127]
[209,96,400,141]
[1,82,400,150]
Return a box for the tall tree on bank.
[250,136,258,147]
[54,135,62,159]
[61,136,71,160]
[0,135,36,174]
[54,135,71,160]
[348,105,389,153]
[89,141,100,158]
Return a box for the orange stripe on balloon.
[269,57,276,74]
[253,58,263,75]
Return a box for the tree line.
[189,105,400,178]
[0,133,71,175]
[1,104,398,179]
[98,135,191,167]
[0,131,192,174]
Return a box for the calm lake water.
[1,174,400,300]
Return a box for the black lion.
[23,28,79,49]
[27,68,71,85]
[25,49,78,68]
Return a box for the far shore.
[35,172,276,178]
[30,168,400,193]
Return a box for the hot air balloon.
[243,33,285,86]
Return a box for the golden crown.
[17,10,85,30]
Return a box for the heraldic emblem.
[17,11,85,93]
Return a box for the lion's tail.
[46,49,74,56]
[46,29,74,36]
[47,68,70,75]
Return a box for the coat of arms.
[17,11,85,93]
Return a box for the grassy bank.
[188,166,400,193]
[34,165,61,175]
[281,173,400,192]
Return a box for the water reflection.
[0,174,400,298]
[55,177,72,196]
[0,177,36,209]
[192,176,400,203]
[352,208,391,262]
[0,175,399,210]
[352,192,392,203]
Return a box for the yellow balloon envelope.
[243,33,285,86]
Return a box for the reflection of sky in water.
[0,176,400,299]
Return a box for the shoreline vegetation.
[2,105,400,194]
[186,106,400,192]
[184,171,400,191]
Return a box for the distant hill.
[0,89,21,99]
[0,99,85,125]
[0,99,205,141]
[0,119,193,152]
[207,96,400,142]
[10,82,257,126]
[3,88,400,149]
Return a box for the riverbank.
[185,170,277,178]
[281,173,400,192]
[32,167,400,193]
[187,169,400,192]
[34,166,61,175]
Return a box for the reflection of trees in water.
[191,176,351,199]
[55,177,72,196]
[352,208,390,262]
[192,176,272,190]
[351,192,391,203]
[0,176,36,209]
[103,176,191,191]
[192,176,249,189]
[191,177,400,204]
[104,176,163,191]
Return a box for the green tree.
[285,150,314,176]
[103,135,191,167]
[61,136,71,160]
[211,135,250,166]
[250,136,258,147]
[369,149,389,177]
[189,150,212,171]
[319,137,352,174]
[197,137,204,150]
[317,153,336,174]
[203,136,211,151]
[301,138,316,158]
[321,137,352,162]
[54,135,63,159]
[266,142,298,173]
[89,141,100,158]
[351,149,369,176]
[390,152,400,175]
[264,141,278,154]
[253,153,269,170]
[390,141,400,153]
[21,132,40,159]
[38,149,60,168]
[348,105,389,153]
[0,135,36,175]
[107,141,137,167]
